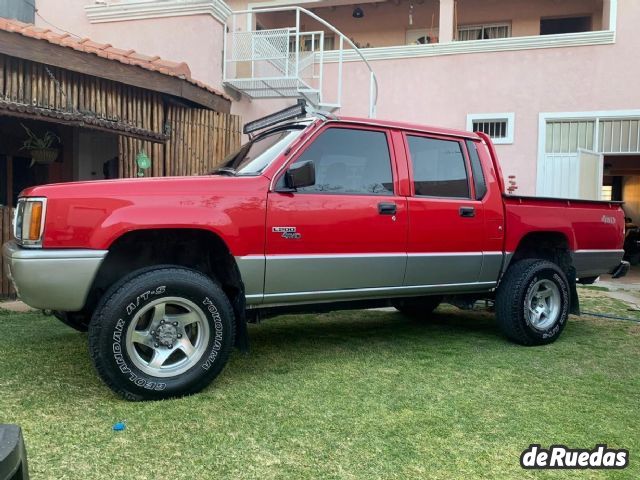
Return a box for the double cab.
[3,106,628,400]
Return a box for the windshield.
[214,127,306,176]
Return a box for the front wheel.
[496,259,569,345]
[88,267,235,400]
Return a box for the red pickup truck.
[3,105,628,400]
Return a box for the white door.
[538,150,603,199]
[577,149,604,200]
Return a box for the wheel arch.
[85,228,248,348]
[508,231,573,269]
[504,231,579,315]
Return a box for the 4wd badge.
[272,226,301,239]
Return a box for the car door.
[263,125,408,304]
[403,133,486,288]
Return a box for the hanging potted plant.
[20,124,61,166]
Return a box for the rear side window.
[291,128,394,195]
[407,136,470,198]
[466,140,487,199]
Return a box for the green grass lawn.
[1,294,638,479]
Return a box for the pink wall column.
[439,0,454,43]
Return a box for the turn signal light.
[27,201,43,241]
[15,198,47,247]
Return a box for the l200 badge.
[272,226,301,239]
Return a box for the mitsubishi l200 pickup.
[3,104,628,400]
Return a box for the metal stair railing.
[223,6,378,118]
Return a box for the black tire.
[393,296,443,319]
[88,266,235,401]
[53,311,90,332]
[496,259,569,346]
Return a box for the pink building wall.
[35,0,225,87]
[34,0,639,195]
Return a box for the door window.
[407,136,470,198]
[286,127,394,195]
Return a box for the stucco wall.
[34,0,224,87]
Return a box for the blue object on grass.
[112,422,126,431]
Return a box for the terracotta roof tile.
[0,17,230,101]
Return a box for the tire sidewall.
[91,269,234,399]
[519,265,569,343]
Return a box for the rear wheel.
[88,267,235,400]
[496,259,569,345]
[393,296,443,319]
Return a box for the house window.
[290,35,335,52]
[457,23,510,41]
[598,119,640,154]
[545,120,596,154]
[544,118,640,155]
[467,113,515,144]
[540,16,591,35]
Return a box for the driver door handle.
[378,202,397,215]
[459,206,475,217]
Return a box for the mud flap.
[232,288,250,353]
[568,266,580,316]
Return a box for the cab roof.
[329,115,481,140]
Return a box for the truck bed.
[503,195,625,278]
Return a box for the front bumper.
[2,241,108,311]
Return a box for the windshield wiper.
[210,167,237,176]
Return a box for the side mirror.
[283,160,315,190]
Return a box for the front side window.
[407,136,470,198]
[288,128,394,195]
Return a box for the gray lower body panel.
[2,241,107,311]
[404,252,484,285]
[264,254,406,294]
[237,252,503,307]
[571,249,624,278]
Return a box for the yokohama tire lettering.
[201,296,224,371]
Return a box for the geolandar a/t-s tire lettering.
[496,259,570,346]
[88,267,235,401]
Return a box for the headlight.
[14,197,47,247]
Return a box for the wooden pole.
[6,156,13,209]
